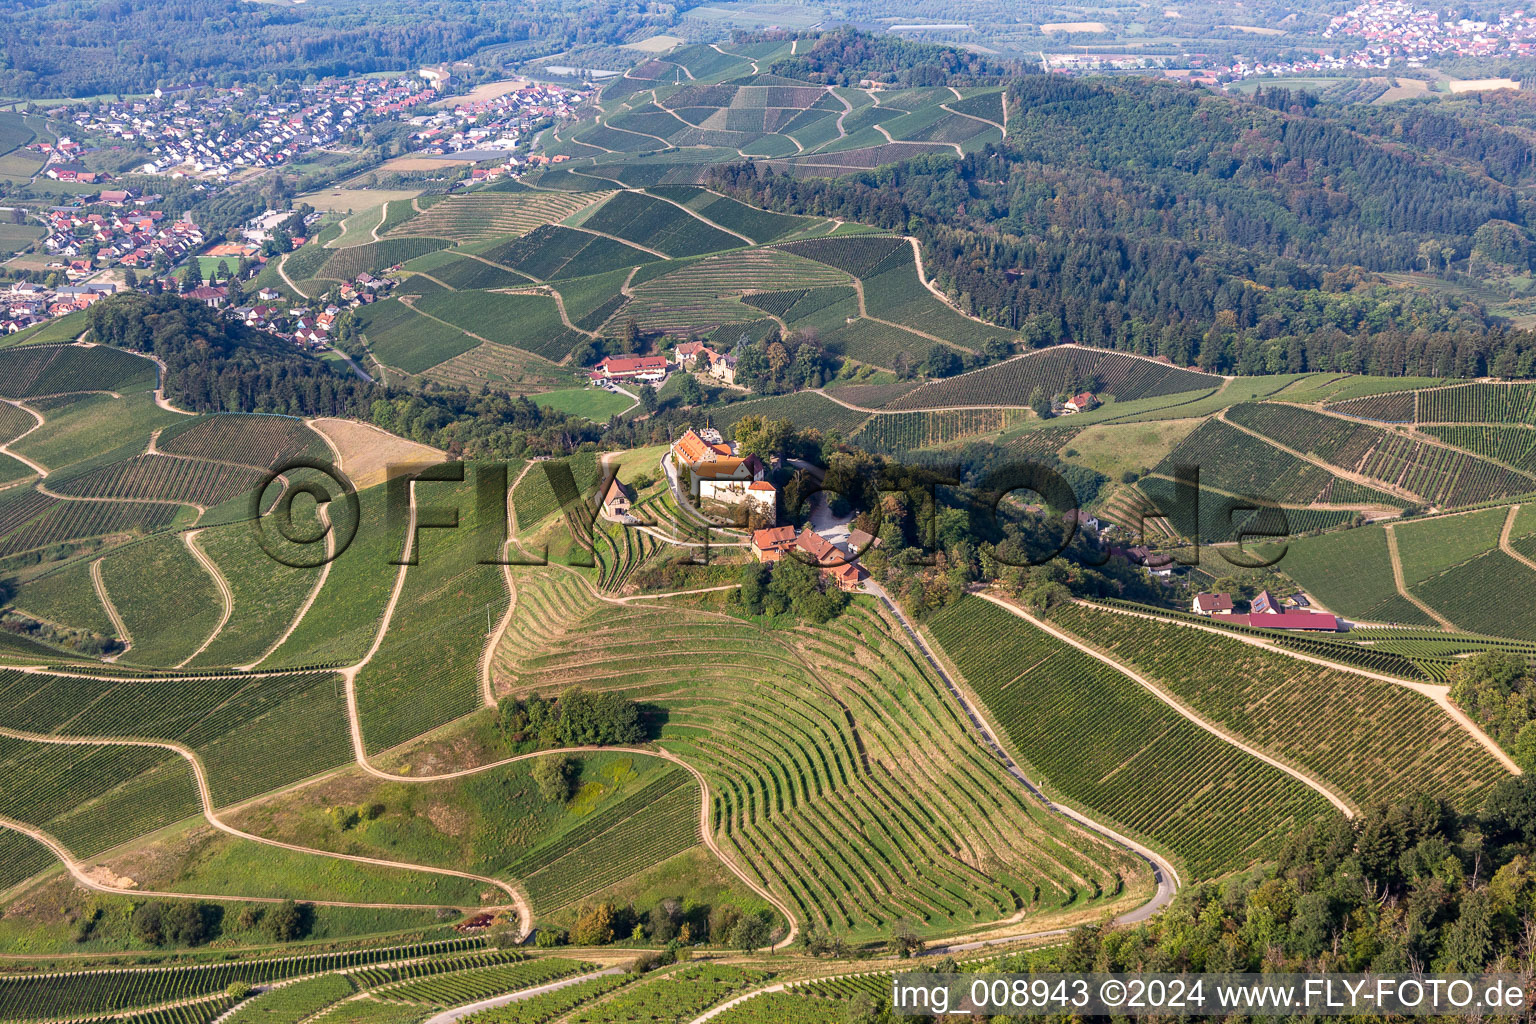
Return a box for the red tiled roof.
[752,525,796,550]
[796,528,839,564]
[1193,593,1234,613]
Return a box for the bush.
[265,900,310,942]
[535,926,569,948]
[532,754,578,804]
[573,902,617,945]
[227,981,252,999]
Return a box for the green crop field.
[709,392,869,436]
[97,534,224,666]
[1276,526,1436,625]
[357,297,482,373]
[1392,507,1508,586]
[413,289,585,362]
[886,348,1223,411]
[352,475,506,752]
[927,595,1338,876]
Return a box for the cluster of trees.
[495,687,647,749]
[761,28,1024,87]
[729,327,839,395]
[708,72,1536,378]
[1002,781,1536,975]
[126,899,309,947]
[560,899,773,951]
[1449,652,1536,771]
[736,555,849,624]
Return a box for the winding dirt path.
[0,399,48,476]
[976,591,1356,817]
[176,529,234,668]
[90,557,131,659]
[1501,504,1536,572]
[0,727,524,914]
[1384,524,1457,630]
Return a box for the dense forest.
[709,74,1536,377]
[1000,779,1536,977]
[0,0,690,97]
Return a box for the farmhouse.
[1192,593,1234,615]
[591,355,667,381]
[1061,392,1098,414]
[751,525,797,562]
[674,340,711,368]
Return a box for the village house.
[1192,593,1234,615]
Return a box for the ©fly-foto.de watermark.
[889,973,1531,1016]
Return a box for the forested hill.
[0,0,682,97]
[86,292,380,418]
[710,76,1536,378]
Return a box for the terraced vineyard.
[157,414,329,468]
[885,348,1222,411]
[386,191,608,243]
[1150,419,1401,508]
[512,767,700,912]
[851,409,1025,451]
[927,595,1339,876]
[1418,382,1536,425]
[1044,603,1506,811]
[1276,526,1436,626]
[499,572,1141,938]
[0,344,155,398]
[565,964,771,1024]
[616,250,849,334]
[579,191,741,258]
[0,667,352,805]
[463,973,633,1023]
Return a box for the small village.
[406,79,594,165]
[46,74,438,182]
[1219,0,1536,80]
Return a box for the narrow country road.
[863,581,1181,934]
[421,967,626,1024]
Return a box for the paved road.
[421,967,625,1024]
